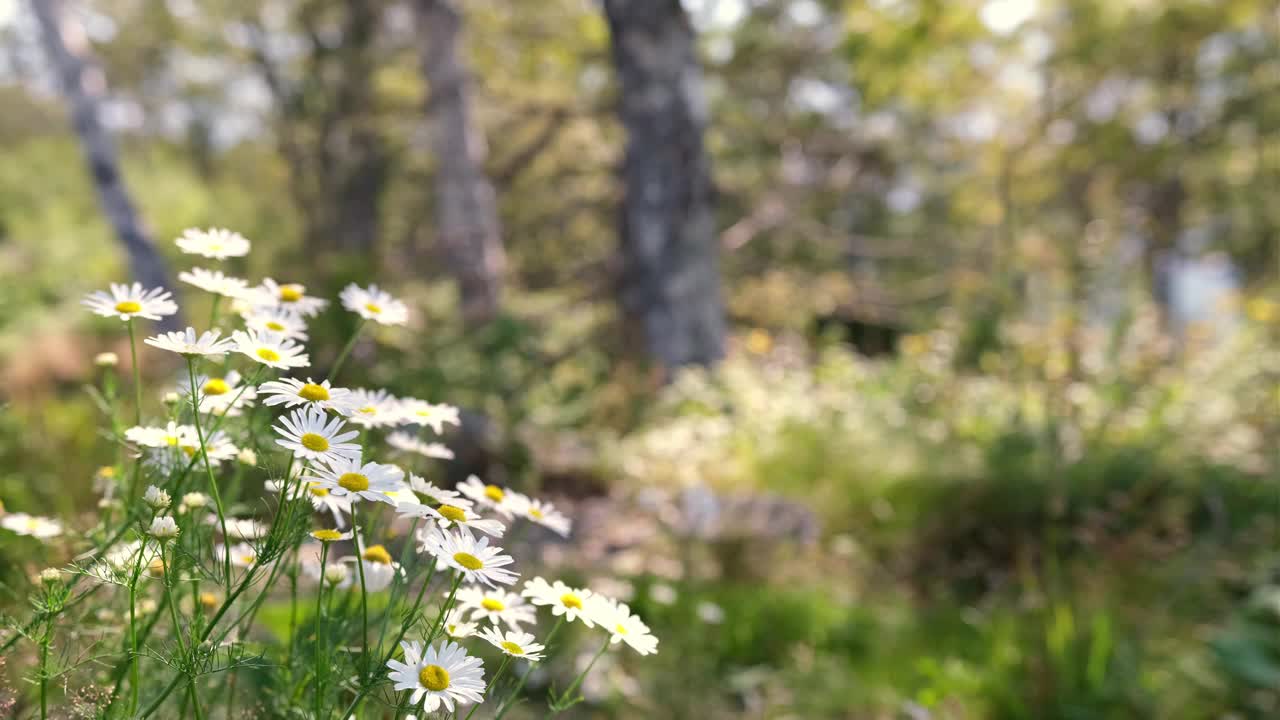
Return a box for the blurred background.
[2,0,1280,717]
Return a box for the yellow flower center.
[114,300,142,313]
[338,473,369,492]
[312,529,343,542]
[165,435,180,446]
[240,554,256,566]
[481,598,505,612]
[364,302,383,314]
[199,592,218,610]
[419,664,450,692]
[266,321,285,331]
[528,507,544,520]
[202,378,230,396]
[149,558,166,575]
[256,347,281,362]
[501,641,525,655]
[279,286,303,302]
[561,593,583,610]
[615,623,627,635]
[437,505,468,523]
[362,544,392,565]
[99,466,116,478]
[299,433,330,452]
[308,485,330,498]
[484,485,504,502]
[298,383,330,401]
[358,405,377,415]
[181,445,198,458]
[453,552,483,571]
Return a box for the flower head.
[310,528,352,543]
[455,586,535,629]
[407,475,471,508]
[521,577,596,627]
[476,627,545,662]
[175,227,251,259]
[268,478,353,528]
[274,405,361,465]
[145,328,235,357]
[305,454,403,506]
[179,370,257,416]
[398,501,504,538]
[84,283,178,322]
[232,329,309,369]
[148,516,180,540]
[458,476,514,518]
[179,267,251,298]
[397,399,460,435]
[1,513,63,538]
[388,433,455,460]
[248,279,329,317]
[419,527,517,588]
[343,539,403,591]
[507,495,571,537]
[260,377,357,415]
[387,640,485,714]
[242,305,309,341]
[587,597,659,655]
[340,283,409,326]
[143,485,171,510]
[346,388,401,428]
[216,542,259,568]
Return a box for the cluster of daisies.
[4,227,656,717]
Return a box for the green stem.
[38,624,50,720]
[464,655,511,720]
[495,617,564,720]
[187,357,231,586]
[314,544,330,720]
[352,504,371,682]
[127,317,142,426]
[162,542,186,658]
[329,319,366,381]
[128,547,144,714]
[189,678,206,720]
[548,636,610,717]
[208,294,222,330]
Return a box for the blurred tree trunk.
[31,0,179,328]
[603,0,726,376]
[416,0,505,326]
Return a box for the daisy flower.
[178,267,250,298]
[148,516,180,540]
[274,405,361,464]
[420,527,517,588]
[178,370,257,416]
[126,421,186,448]
[145,328,235,357]
[506,494,571,537]
[310,528,352,543]
[250,279,329,317]
[587,597,659,656]
[232,329,309,370]
[344,541,403,592]
[242,305,309,341]
[340,283,409,326]
[216,517,270,541]
[175,227,251,259]
[346,388,400,428]
[260,377,357,414]
[1,513,63,538]
[476,627,545,662]
[83,283,178,322]
[397,399,460,435]
[454,586,536,629]
[215,542,259,569]
[401,501,504,538]
[388,432,455,460]
[305,455,403,506]
[86,541,157,585]
[458,476,514,518]
[387,640,485,714]
[267,479,352,528]
[442,608,478,639]
[521,577,597,627]
[175,427,239,465]
[407,475,471,509]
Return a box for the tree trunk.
[416,0,506,326]
[31,0,178,328]
[604,0,726,375]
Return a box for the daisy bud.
[237,448,258,466]
[143,485,171,510]
[181,492,209,511]
[94,352,119,367]
[140,598,159,614]
[323,564,350,587]
[149,516,180,540]
[162,391,182,406]
[39,568,62,584]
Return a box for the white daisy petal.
[83,283,178,322]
